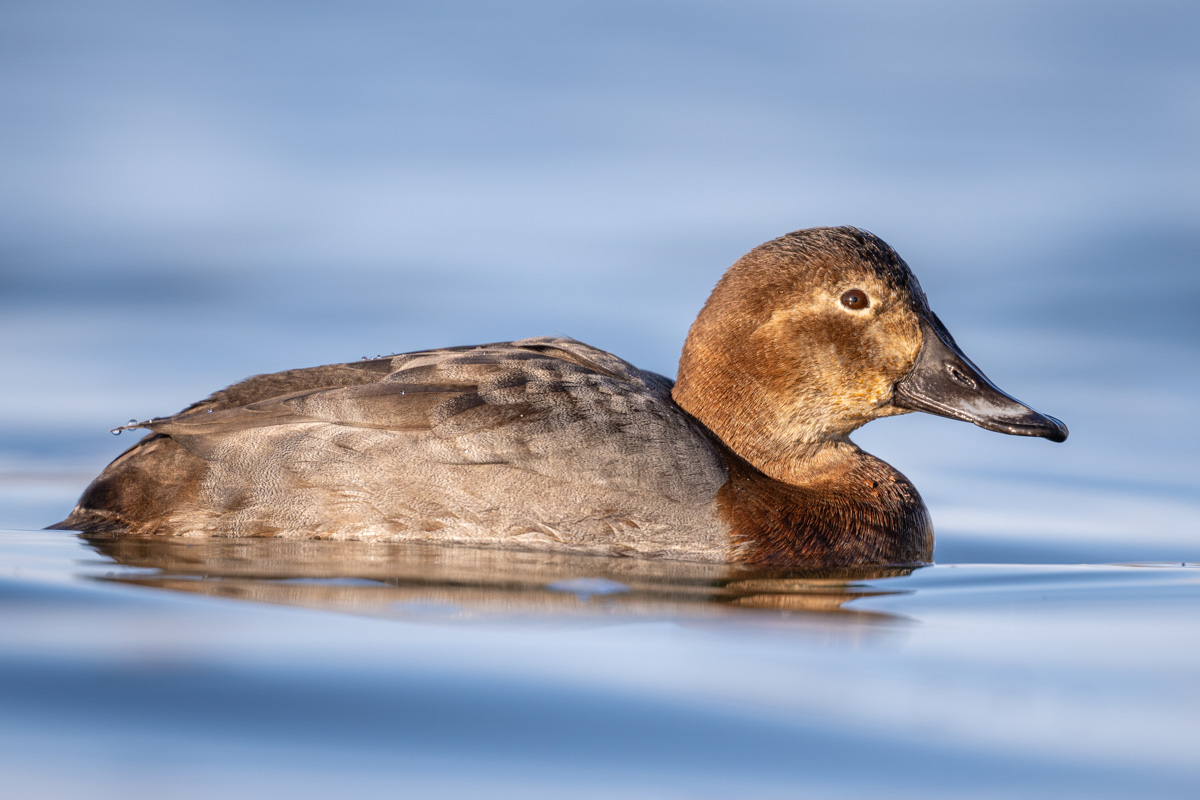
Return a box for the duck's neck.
[671,312,859,486]
[672,367,932,566]
[672,345,843,487]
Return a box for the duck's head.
[673,226,1067,482]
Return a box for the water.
[4,531,1198,798]
[2,1,1199,797]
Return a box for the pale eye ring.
[840,289,870,310]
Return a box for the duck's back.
[58,337,732,559]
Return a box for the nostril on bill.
[947,365,977,389]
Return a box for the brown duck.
[54,227,1067,566]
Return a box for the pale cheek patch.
[874,310,923,374]
[751,296,925,437]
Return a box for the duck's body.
[56,227,1066,565]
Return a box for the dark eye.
[841,289,870,310]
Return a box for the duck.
[53,226,1067,566]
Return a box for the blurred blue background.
[2,4,1200,798]
[3,0,1197,561]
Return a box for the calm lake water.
[2,1,1199,797]
[3,531,1198,798]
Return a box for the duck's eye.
[840,289,870,310]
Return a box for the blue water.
[2,1,1199,796]
[4,531,1198,798]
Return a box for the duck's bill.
[894,315,1068,443]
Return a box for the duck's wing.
[137,337,724,504]
[169,337,676,415]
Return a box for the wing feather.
[122,337,724,503]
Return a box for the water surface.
[2,1,1199,797]
[2,529,1198,798]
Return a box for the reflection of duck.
[56,227,1066,566]
[83,535,916,624]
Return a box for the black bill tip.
[974,407,1070,443]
